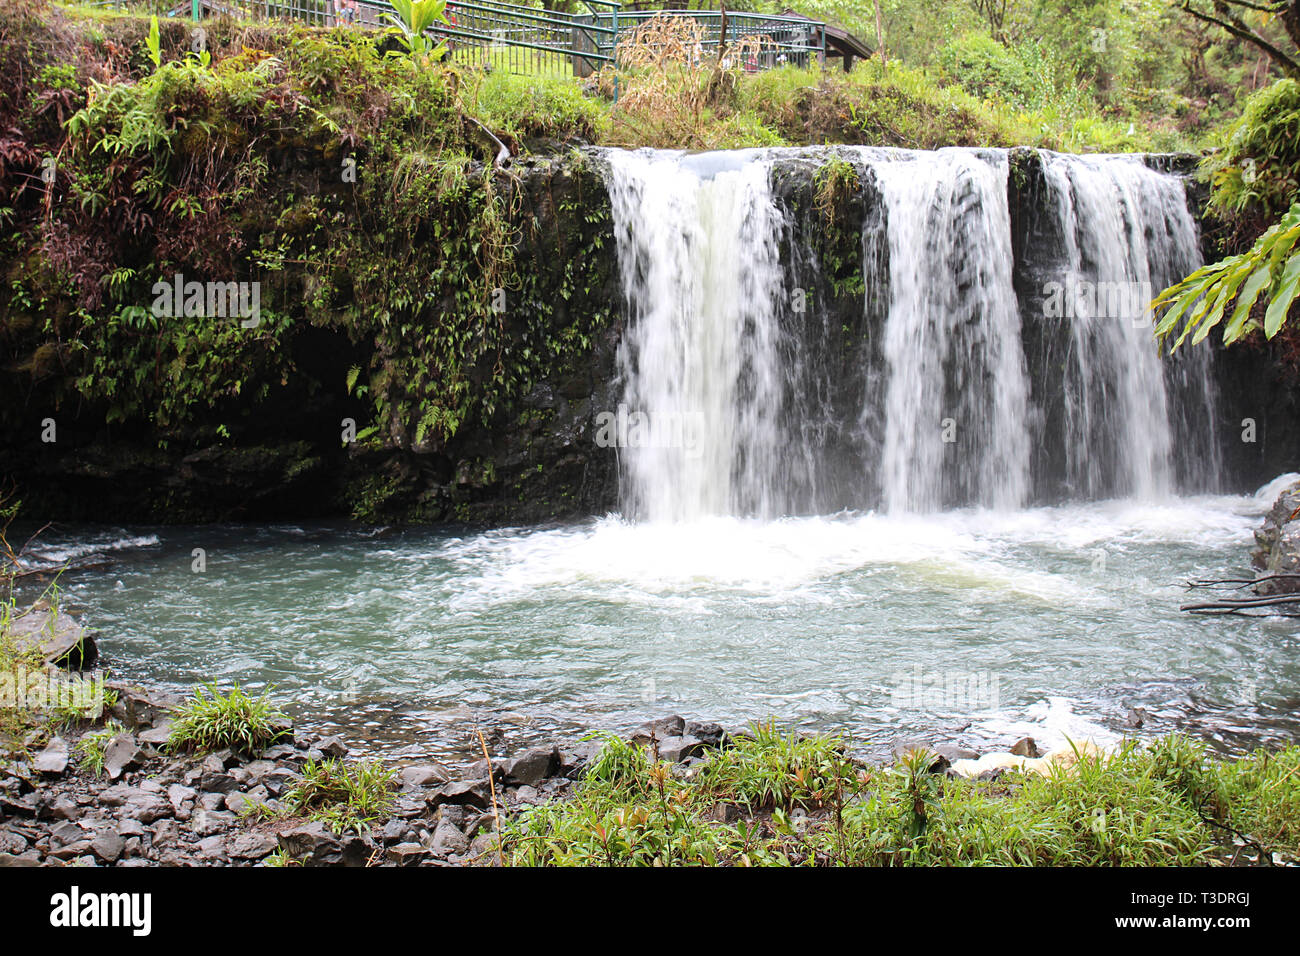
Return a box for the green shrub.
[938,33,1037,107]
[167,681,289,756]
[698,720,849,813]
[583,733,653,792]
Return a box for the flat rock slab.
[33,737,70,775]
[6,608,98,668]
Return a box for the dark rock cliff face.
[1,154,623,526]
[4,148,1297,527]
[767,154,882,512]
[1009,147,1075,501]
[359,154,625,526]
[1211,341,1300,492]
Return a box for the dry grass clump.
[601,12,776,150]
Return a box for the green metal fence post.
[611,5,619,102]
[192,0,200,23]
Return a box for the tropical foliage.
[1155,203,1300,349]
[383,0,449,59]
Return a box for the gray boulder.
[685,721,726,748]
[1253,480,1300,594]
[189,808,236,836]
[117,788,171,824]
[631,716,685,745]
[501,746,557,787]
[657,735,707,763]
[90,831,125,864]
[386,842,429,866]
[277,821,371,866]
[398,765,449,787]
[315,736,348,759]
[199,770,238,795]
[427,821,469,858]
[428,779,491,810]
[228,830,278,859]
[1010,737,1040,759]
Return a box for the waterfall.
[604,149,793,522]
[599,146,1219,522]
[1036,152,1220,499]
[855,148,1030,513]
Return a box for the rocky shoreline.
[0,679,766,867]
[0,674,1116,868]
[0,678,563,867]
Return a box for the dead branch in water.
[1184,572,1300,590]
[1180,572,1300,615]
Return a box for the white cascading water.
[1039,152,1217,499]
[855,148,1030,513]
[604,149,791,522]
[601,146,1217,521]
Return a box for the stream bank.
[3,680,1296,867]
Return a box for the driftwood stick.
[1182,593,1300,614]
[1184,572,1300,590]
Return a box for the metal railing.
[86,1,341,24]
[423,0,621,78]
[589,9,825,72]
[80,1,825,78]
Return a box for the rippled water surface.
[27,486,1300,764]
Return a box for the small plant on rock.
[383,0,449,60]
[167,681,289,757]
[74,721,124,777]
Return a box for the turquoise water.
[29,490,1300,764]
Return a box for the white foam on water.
[25,533,161,565]
[972,696,1125,753]
[439,496,1258,610]
[1254,472,1300,505]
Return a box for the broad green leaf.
[1264,251,1300,337]
[1157,203,1300,350]
[1223,265,1273,344]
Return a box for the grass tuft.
[167,681,289,757]
[283,757,396,835]
[73,720,123,777]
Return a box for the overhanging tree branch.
[1179,0,1300,76]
